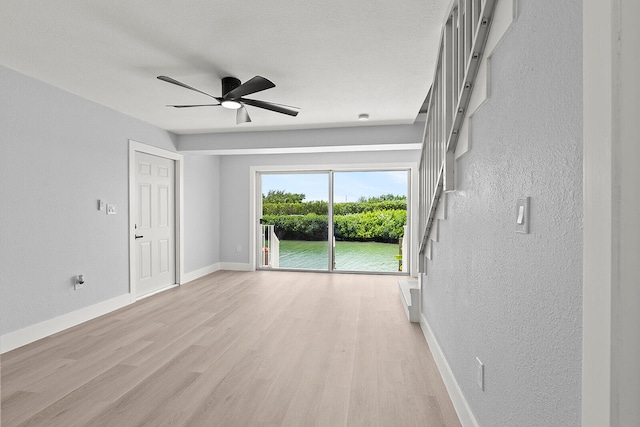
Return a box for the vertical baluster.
[435,73,440,189]
[431,87,435,206]
[420,149,425,231]
[444,14,454,145]
[427,110,431,207]
[422,146,427,229]
[440,63,445,169]
[452,4,459,107]
[431,87,436,204]
[473,0,482,38]
[465,0,473,69]
[433,77,437,192]
[459,0,466,97]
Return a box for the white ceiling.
[0,1,449,135]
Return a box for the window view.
[333,171,408,272]
[261,173,329,271]
[259,170,408,273]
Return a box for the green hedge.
[262,213,328,241]
[334,210,406,241]
[262,210,406,243]
[262,200,406,216]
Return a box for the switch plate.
[236,245,242,253]
[515,197,530,234]
[476,357,484,391]
[107,204,117,215]
[98,199,106,211]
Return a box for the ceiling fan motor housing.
[222,77,241,98]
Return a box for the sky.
[261,170,408,202]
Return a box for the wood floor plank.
[1,270,461,427]
[84,345,206,427]
[347,292,381,426]
[315,384,352,427]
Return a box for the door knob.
[135,235,144,239]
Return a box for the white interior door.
[134,151,176,297]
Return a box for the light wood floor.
[1,270,460,427]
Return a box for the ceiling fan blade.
[240,98,300,117]
[236,106,252,124]
[167,104,221,108]
[225,76,275,99]
[157,76,222,101]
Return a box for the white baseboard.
[1,294,132,354]
[420,313,479,427]
[136,283,180,300]
[182,263,222,284]
[219,262,252,272]
[1,263,246,354]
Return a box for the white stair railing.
[418,0,497,272]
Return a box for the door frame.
[250,162,418,275]
[583,0,640,424]
[128,140,184,300]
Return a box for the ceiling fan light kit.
[157,75,299,124]
[221,100,242,110]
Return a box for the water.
[277,240,401,272]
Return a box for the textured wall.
[422,1,583,426]
[0,65,214,334]
[183,154,221,272]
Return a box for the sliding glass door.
[258,169,409,274]
[259,172,330,271]
[333,171,408,273]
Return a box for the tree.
[263,190,305,204]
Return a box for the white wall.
[0,65,218,337]
[215,151,419,267]
[421,1,582,426]
[183,154,221,273]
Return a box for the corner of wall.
[419,313,479,427]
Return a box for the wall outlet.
[74,274,85,290]
[107,204,117,215]
[236,245,242,253]
[476,357,484,391]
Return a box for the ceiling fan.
[157,75,300,124]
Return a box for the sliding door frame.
[249,162,417,275]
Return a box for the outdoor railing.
[418,0,497,272]
[260,225,280,268]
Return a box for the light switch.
[107,204,117,215]
[98,199,106,211]
[515,197,529,234]
[517,206,525,224]
[476,357,484,391]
